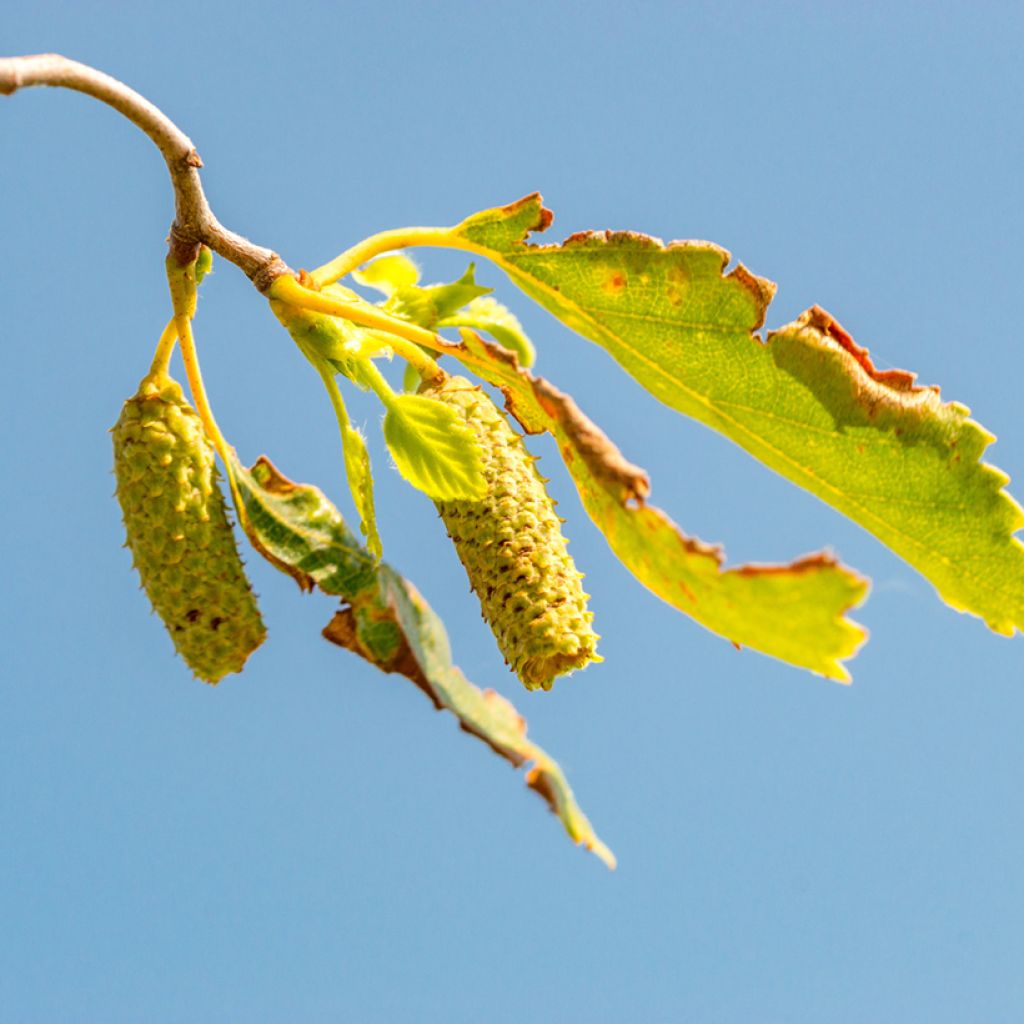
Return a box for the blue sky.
[3,2,1024,1020]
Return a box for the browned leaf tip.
[242,456,315,592]
[322,607,441,709]
[499,192,554,235]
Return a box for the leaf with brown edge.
[443,329,868,681]
[443,195,1024,639]
[231,453,614,868]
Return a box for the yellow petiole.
[147,317,178,378]
[310,226,460,289]
[270,275,448,382]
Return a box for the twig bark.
[0,53,292,289]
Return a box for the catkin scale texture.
[423,376,598,690]
[112,372,265,683]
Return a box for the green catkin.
[422,375,599,691]
[112,371,265,683]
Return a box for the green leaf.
[447,195,1024,637]
[230,454,614,868]
[352,252,421,293]
[439,295,536,368]
[365,263,492,331]
[339,422,381,560]
[447,330,867,680]
[317,369,382,560]
[382,392,487,500]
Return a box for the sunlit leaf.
[439,295,536,368]
[352,252,421,293]
[444,330,867,680]
[230,454,614,868]
[446,195,1024,636]
[367,264,491,330]
[338,421,381,560]
[382,392,487,501]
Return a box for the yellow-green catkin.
[422,376,598,690]
[112,371,265,683]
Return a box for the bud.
[422,376,598,690]
[112,372,265,682]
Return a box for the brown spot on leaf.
[602,271,627,296]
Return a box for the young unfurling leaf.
[351,252,421,293]
[359,260,491,331]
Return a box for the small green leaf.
[231,454,613,867]
[382,392,487,500]
[373,264,492,331]
[447,195,1024,638]
[352,252,421,294]
[439,295,536,368]
[339,422,381,560]
[317,369,382,559]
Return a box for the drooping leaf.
[445,195,1024,636]
[381,392,487,501]
[230,454,614,868]
[444,330,867,680]
[337,419,381,560]
[439,295,537,368]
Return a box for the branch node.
[251,257,293,294]
[167,222,202,268]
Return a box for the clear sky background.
[3,2,1024,1021]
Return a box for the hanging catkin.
[422,375,598,690]
[112,371,265,682]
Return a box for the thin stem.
[319,366,356,436]
[147,317,178,378]
[270,275,475,372]
[0,53,290,287]
[175,312,232,466]
[354,358,401,410]
[311,227,460,288]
